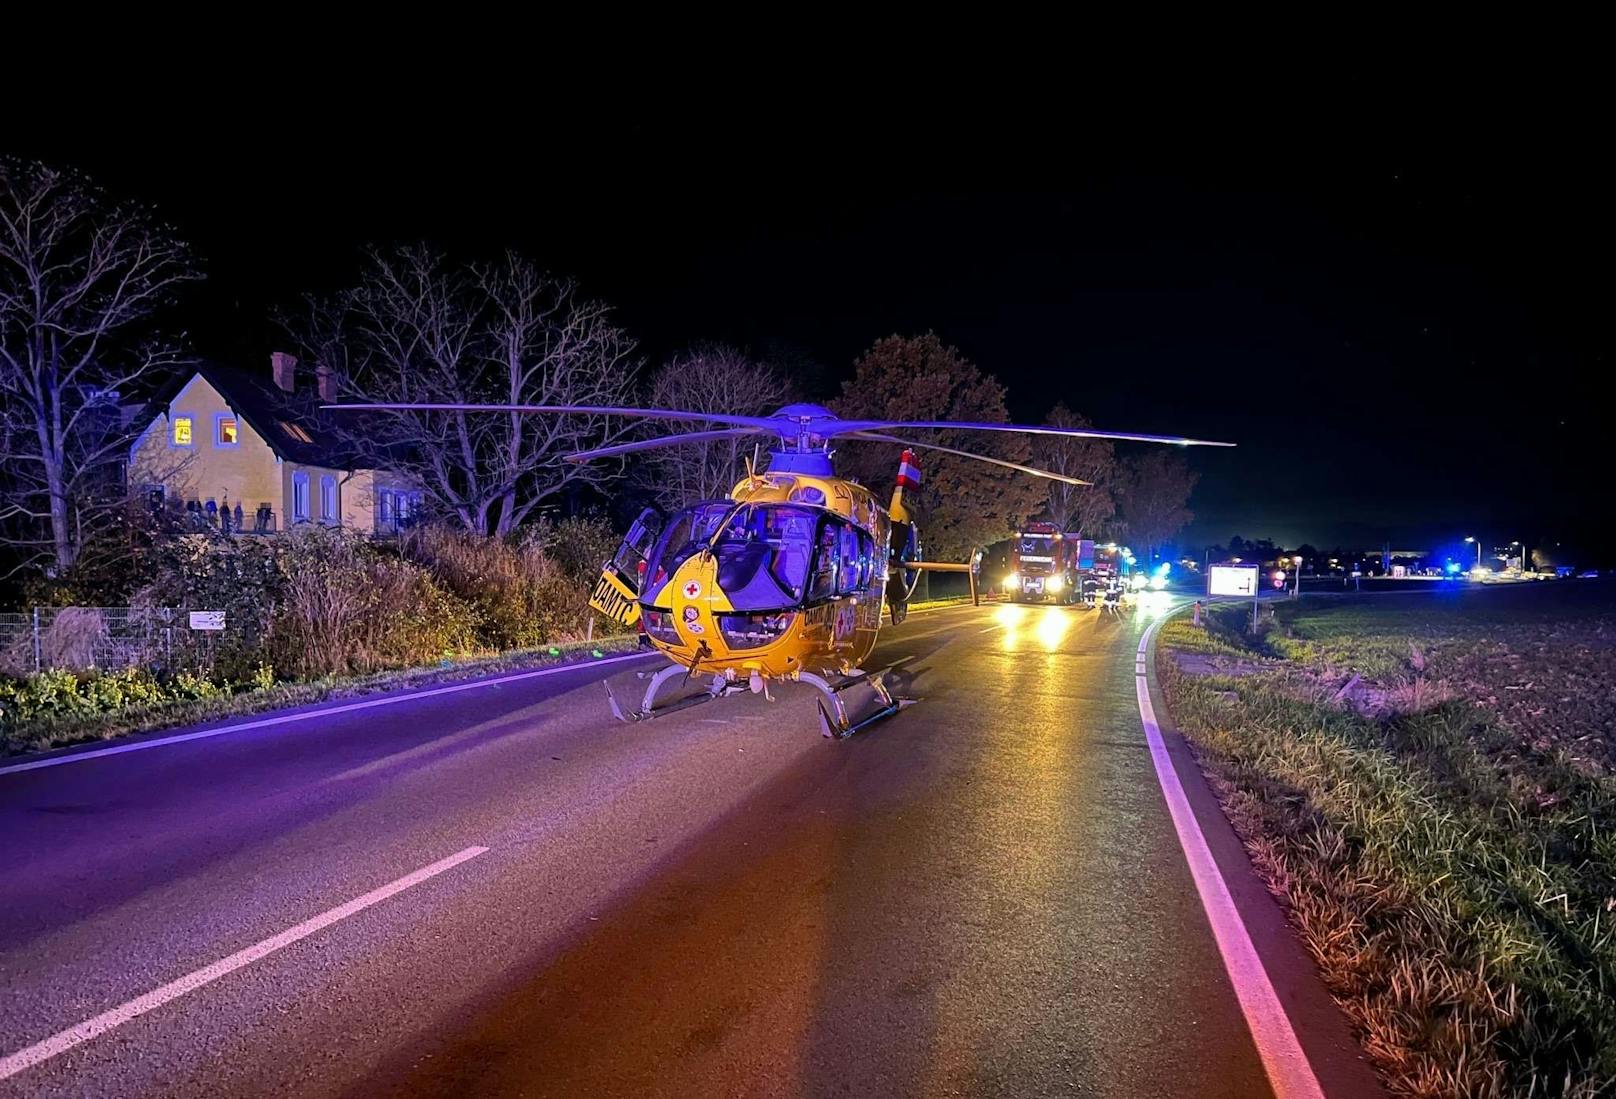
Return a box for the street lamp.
[1292,554,1303,599]
[1464,536,1481,568]
[1511,540,1524,572]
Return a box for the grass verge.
[3,635,644,758]
[1158,587,1616,1098]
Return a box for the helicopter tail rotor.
[885,449,925,622]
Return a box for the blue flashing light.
[1445,561,1461,575]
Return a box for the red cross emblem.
[683,581,702,599]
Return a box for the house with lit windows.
[128,353,420,535]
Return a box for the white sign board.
[188,610,226,631]
[1208,565,1259,597]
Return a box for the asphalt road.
[0,601,1380,1098]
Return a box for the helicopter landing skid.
[800,670,915,739]
[604,663,743,723]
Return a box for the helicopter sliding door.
[589,507,663,626]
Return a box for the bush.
[134,529,285,677]
[79,667,168,710]
[2,517,622,738]
[521,514,619,586]
[361,557,477,670]
[403,525,597,650]
[0,667,186,735]
[269,526,476,679]
[22,500,203,608]
[0,669,97,727]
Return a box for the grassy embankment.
[1,636,642,757]
[3,593,996,757]
[1158,583,1616,1097]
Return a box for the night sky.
[12,89,1610,556]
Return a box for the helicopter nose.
[672,569,713,643]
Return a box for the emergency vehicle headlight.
[718,612,797,650]
[642,608,681,645]
[1006,572,1020,587]
[1046,575,1063,593]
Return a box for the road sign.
[188,611,226,631]
[1208,563,1262,632]
[1208,565,1258,597]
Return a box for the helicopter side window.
[761,509,814,596]
[836,524,862,596]
[807,520,839,603]
[855,529,876,590]
[642,501,732,604]
[678,504,819,612]
[611,507,662,577]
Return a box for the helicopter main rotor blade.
[845,432,1092,485]
[324,403,786,431]
[832,419,1235,447]
[564,428,769,463]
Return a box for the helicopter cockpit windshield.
[642,502,822,611]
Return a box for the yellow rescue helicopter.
[332,401,1232,736]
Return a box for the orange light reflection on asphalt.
[1034,606,1073,650]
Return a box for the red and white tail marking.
[896,449,922,488]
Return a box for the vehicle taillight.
[717,612,797,650]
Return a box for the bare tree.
[639,345,794,505]
[1033,402,1117,536]
[0,159,201,576]
[284,246,640,536]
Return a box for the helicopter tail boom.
[889,448,920,524]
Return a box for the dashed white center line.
[0,845,489,1083]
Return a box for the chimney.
[316,363,339,403]
[271,351,297,393]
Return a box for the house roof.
[148,361,369,469]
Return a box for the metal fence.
[0,607,221,677]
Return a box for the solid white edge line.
[0,653,657,777]
[1135,614,1327,1099]
[0,845,489,1082]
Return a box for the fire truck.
[1008,523,1082,603]
[1089,542,1129,585]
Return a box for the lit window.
[320,476,337,523]
[215,415,238,447]
[292,471,310,522]
[172,416,194,447]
